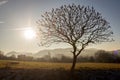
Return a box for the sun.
[24,27,36,39]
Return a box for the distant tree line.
[94,50,120,63]
[0,51,34,61]
[0,50,120,63]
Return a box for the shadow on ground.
[0,68,120,80]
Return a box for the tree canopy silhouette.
[37,4,113,75]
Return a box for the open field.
[0,60,120,80]
[0,60,120,70]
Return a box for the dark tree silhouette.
[37,4,113,76]
[94,50,118,63]
[0,51,5,59]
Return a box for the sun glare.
[24,27,36,39]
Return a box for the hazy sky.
[0,0,120,53]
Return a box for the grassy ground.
[0,60,120,70]
[0,60,120,80]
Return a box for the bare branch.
[37,4,113,58]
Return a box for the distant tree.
[37,4,113,76]
[17,54,33,61]
[77,56,91,62]
[17,54,26,61]
[89,56,95,62]
[43,53,51,62]
[0,51,5,59]
[61,55,72,62]
[0,50,4,55]
[95,50,115,63]
[51,57,59,62]
[115,56,120,63]
[9,54,16,60]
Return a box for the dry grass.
[0,60,120,70]
[0,60,120,80]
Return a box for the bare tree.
[37,4,113,74]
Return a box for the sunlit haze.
[24,27,36,40]
[0,0,120,53]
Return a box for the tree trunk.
[71,55,77,74]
